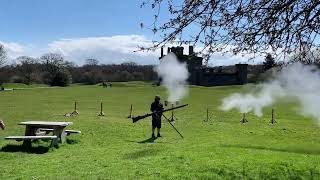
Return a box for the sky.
[0,0,260,66]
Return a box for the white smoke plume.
[221,63,320,124]
[154,53,189,103]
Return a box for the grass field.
[0,82,319,179]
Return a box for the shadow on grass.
[125,137,170,144]
[222,144,320,155]
[1,144,50,154]
[138,137,157,144]
[66,139,79,145]
[125,148,158,160]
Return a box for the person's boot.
[151,133,156,140]
[157,133,161,137]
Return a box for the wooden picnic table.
[19,121,73,146]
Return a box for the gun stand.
[98,101,105,116]
[240,113,248,124]
[269,108,277,124]
[168,104,178,122]
[127,104,133,118]
[162,114,184,139]
[71,101,79,115]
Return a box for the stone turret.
[160,47,164,58]
[235,64,248,84]
[189,46,194,55]
[169,46,184,56]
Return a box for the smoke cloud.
[154,53,189,103]
[221,63,320,124]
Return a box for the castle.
[159,46,248,86]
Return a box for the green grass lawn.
[0,83,319,179]
[2,83,49,89]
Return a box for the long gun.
[132,104,188,123]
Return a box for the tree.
[0,44,7,67]
[64,61,77,69]
[40,53,64,75]
[263,53,277,71]
[121,62,137,66]
[50,68,72,87]
[40,53,71,86]
[290,44,320,65]
[17,56,37,85]
[82,71,103,85]
[85,58,99,66]
[142,0,320,63]
[0,44,7,86]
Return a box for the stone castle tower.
[159,46,248,86]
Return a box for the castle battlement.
[159,46,248,86]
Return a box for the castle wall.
[196,72,240,86]
[190,64,248,86]
[160,46,248,87]
[235,64,248,85]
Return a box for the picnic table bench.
[5,136,57,147]
[39,128,81,136]
[5,136,58,141]
[5,121,75,147]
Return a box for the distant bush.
[50,69,72,87]
[82,71,104,85]
[10,75,24,84]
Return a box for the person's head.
[0,120,5,130]
[154,95,161,103]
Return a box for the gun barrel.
[132,104,188,123]
[132,114,152,123]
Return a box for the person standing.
[0,120,5,130]
[150,95,164,139]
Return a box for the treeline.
[71,62,157,84]
[0,53,157,87]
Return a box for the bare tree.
[141,0,320,63]
[85,58,99,66]
[0,44,7,67]
[40,53,71,86]
[64,61,77,69]
[17,56,37,85]
[40,53,64,74]
[290,44,320,65]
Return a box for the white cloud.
[0,41,26,58]
[0,41,41,65]
[208,52,264,66]
[0,35,263,65]
[47,35,159,65]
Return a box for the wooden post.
[170,103,179,121]
[270,108,276,124]
[168,104,176,122]
[127,104,133,118]
[241,113,248,124]
[206,107,209,122]
[72,101,79,115]
[203,107,209,122]
[98,101,105,116]
[171,104,174,120]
